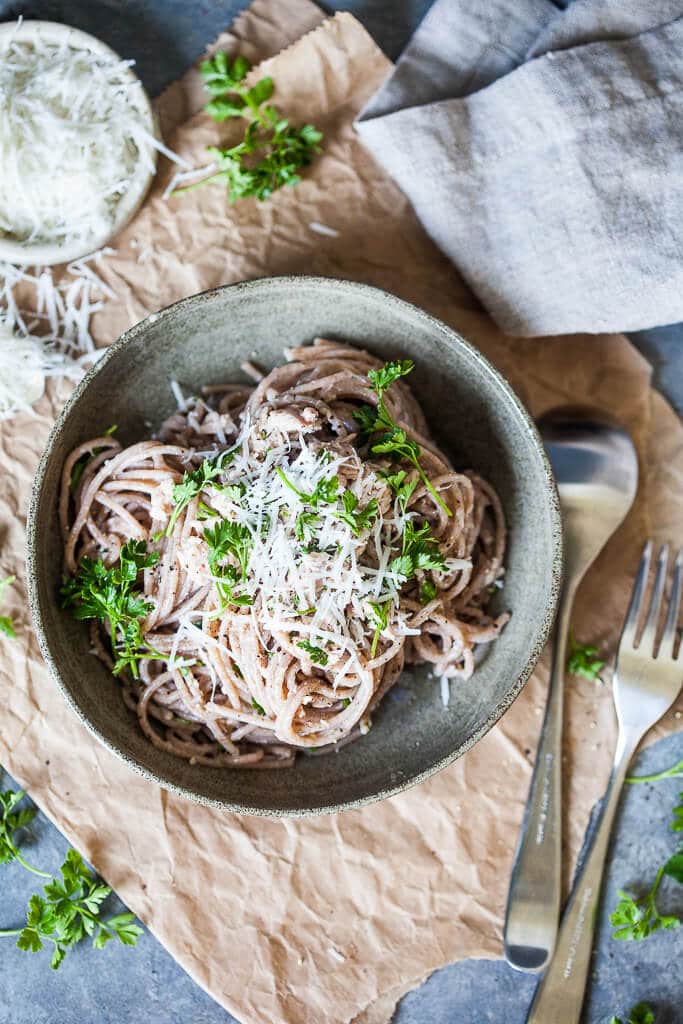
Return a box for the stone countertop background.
[1,1,682,1021]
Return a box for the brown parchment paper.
[0,3,682,1022]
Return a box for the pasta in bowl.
[59,341,508,769]
[29,277,561,814]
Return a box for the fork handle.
[526,728,641,1024]
[504,592,573,972]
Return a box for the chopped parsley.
[296,639,328,666]
[338,490,378,536]
[567,633,605,681]
[610,1004,655,1024]
[251,698,266,716]
[390,519,446,581]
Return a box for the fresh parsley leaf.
[1,849,142,968]
[166,449,235,536]
[0,616,15,639]
[367,360,415,399]
[672,793,683,833]
[203,519,254,608]
[276,466,338,508]
[663,846,683,883]
[251,698,266,716]
[0,790,49,877]
[294,511,319,545]
[199,52,251,97]
[379,468,418,514]
[338,490,378,536]
[182,54,323,203]
[296,639,328,666]
[0,575,16,639]
[610,1003,656,1024]
[567,634,605,682]
[627,760,683,785]
[390,519,446,582]
[367,600,391,658]
[419,580,438,604]
[610,865,681,941]
[60,540,159,678]
[357,362,451,517]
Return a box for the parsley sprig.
[0,790,50,878]
[610,1003,655,1024]
[0,574,16,639]
[60,540,159,678]
[180,53,323,203]
[0,849,141,970]
[567,633,605,682]
[354,360,451,517]
[275,466,339,506]
[203,519,254,608]
[610,854,682,940]
[167,449,234,536]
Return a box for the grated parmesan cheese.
[0,24,187,252]
[0,250,111,418]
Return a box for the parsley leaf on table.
[566,633,605,682]
[672,793,683,833]
[610,862,681,941]
[610,1003,655,1024]
[176,53,323,203]
[60,539,159,678]
[0,849,142,969]
[0,574,16,639]
[0,790,50,878]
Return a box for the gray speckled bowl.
[28,277,562,816]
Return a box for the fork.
[525,541,683,1023]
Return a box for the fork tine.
[620,541,653,648]
[639,544,670,654]
[660,548,683,658]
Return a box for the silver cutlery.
[504,409,638,972]
[526,541,683,1022]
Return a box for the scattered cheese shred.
[0,25,187,252]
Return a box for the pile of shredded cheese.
[0,252,110,419]
[0,25,183,251]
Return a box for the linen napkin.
[356,0,683,337]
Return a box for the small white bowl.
[0,20,159,266]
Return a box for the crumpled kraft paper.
[0,2,681,1022]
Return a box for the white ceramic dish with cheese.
[0,20,159,266]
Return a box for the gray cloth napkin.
[356,0,683,337]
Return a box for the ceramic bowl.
[28,277,562,815]
[0,20,158,266]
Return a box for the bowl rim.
[27,275,563,816]
[0,19,158,267]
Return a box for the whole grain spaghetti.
[60,340,508,768]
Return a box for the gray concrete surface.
[1,1,683,1021]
